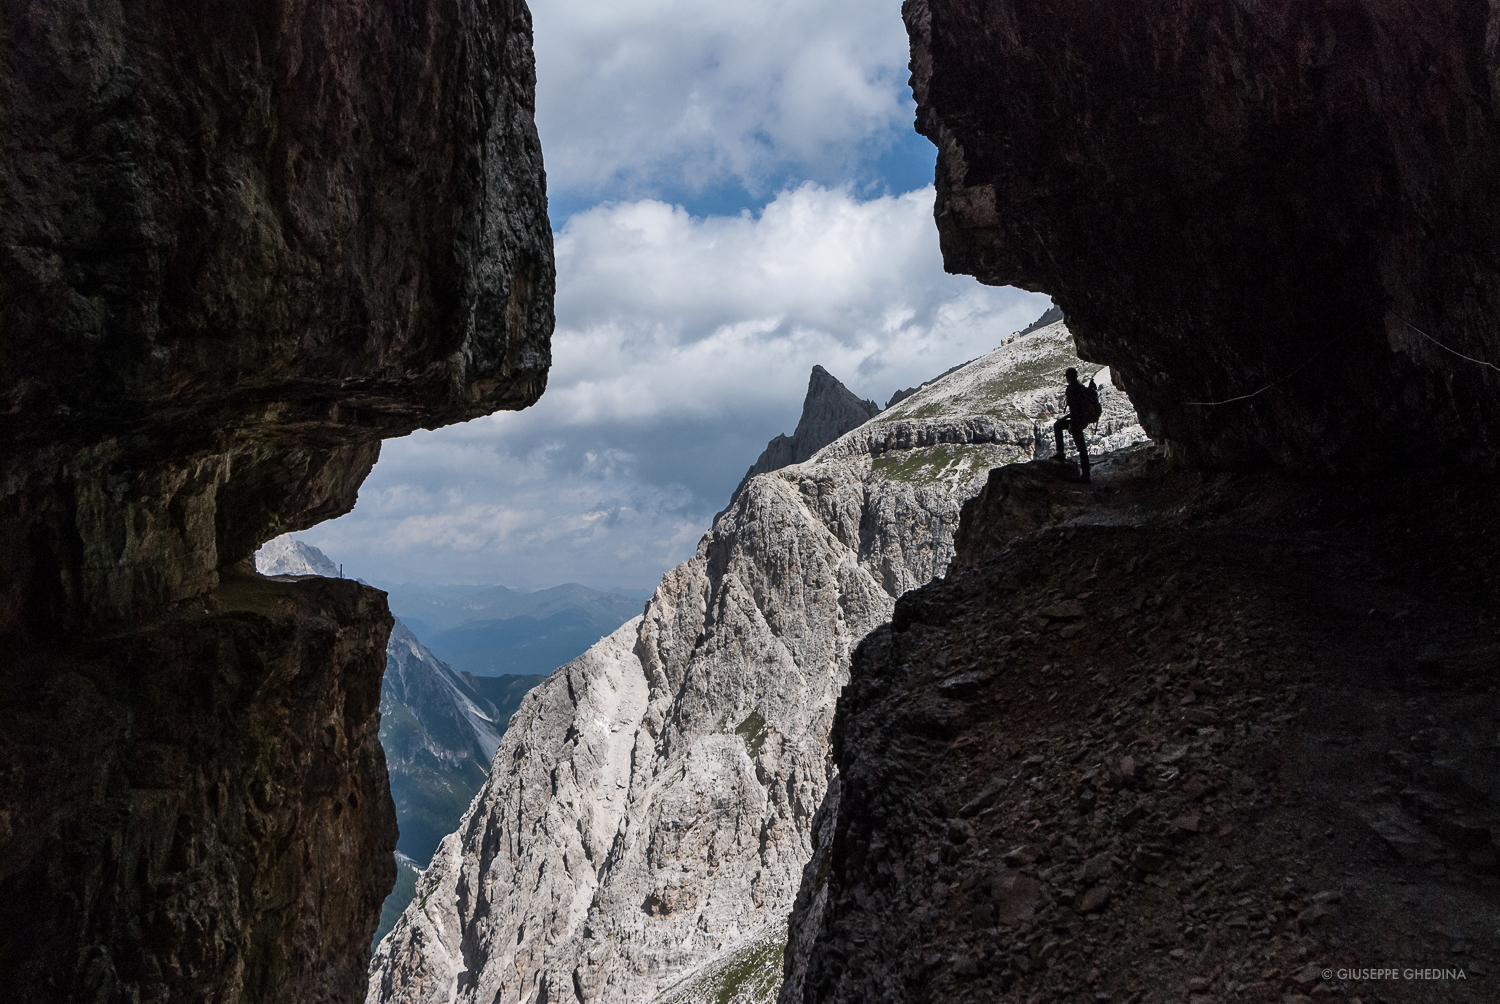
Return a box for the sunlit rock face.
[735,367,884,495]
[0,1,553,1000]
[905,0,1500,471]
[368,335,1146,1004]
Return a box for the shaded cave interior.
[2,0,1500,1002]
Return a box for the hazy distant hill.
[388,581,643,632]
[376,620,546,944]
[388,584,643,676]
[379,620,544,859]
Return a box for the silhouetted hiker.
[1053,367,1101,481]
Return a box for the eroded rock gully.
[905,0,1500,470]
[783,453,1499,1003]
[0,1,552,1000]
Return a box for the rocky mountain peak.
[1017,302,1063,337]
[724,366,881,511]
[254,536,340,578]
[751,366,881,476]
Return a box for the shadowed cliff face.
[905,0,1500,470]
[775,7,1500,1001]
[0,1,553,1000]
[1,0,554,635]
[6,574,399,1003]
[784,455,1500,1004]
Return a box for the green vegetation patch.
[972,359,1106,412]
[735,711,768,758]
[884,398,949,421]
[870,444,994,485]
[973,357,1066,406]
[651,926,788,1004]
[714,934,786,1004]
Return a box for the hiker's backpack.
[1077,379,1102,425]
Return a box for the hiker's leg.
[1053,416,1069,457]
[1072,422,1089,479]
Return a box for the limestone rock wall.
[2,0,553,635]
[368,462,910,1004]
[906,0,1500,470]
[369,338,1146,1004]
[0,1,553,1000]
[2,572,397,1003]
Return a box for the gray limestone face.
[367,324,1146,1004]
[255,536,342,578]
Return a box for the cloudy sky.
[304,0,1048,593]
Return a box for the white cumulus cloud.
[306,186,1050,590]
[532,0,917,202]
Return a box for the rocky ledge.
[783,452,1499,1003]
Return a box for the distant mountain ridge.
[253,537,548,863]
[388,583,642,676]
[1018,301,1063,335]
[253,538,550,946]
[378,619,544,862]
[389,581,640,633]
[255,536,340,577]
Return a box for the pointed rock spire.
[726,367,880,508]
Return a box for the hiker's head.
[1065,367,1078,383]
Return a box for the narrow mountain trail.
[788,449,1499,1003]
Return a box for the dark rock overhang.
[905,0,1500,471]
[2,0,555,637]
